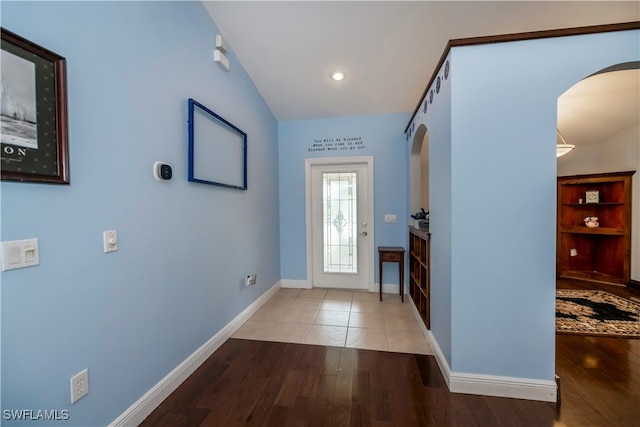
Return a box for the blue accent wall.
[1,2,279,425]
[278,113,409,286]
[420,58,453,366]
[448,30,639,380]
[409,30,639,382]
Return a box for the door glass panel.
[323,172,357,273]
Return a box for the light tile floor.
[232,288,433,355]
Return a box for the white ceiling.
[558,68,639,146]
[203,1,639,146]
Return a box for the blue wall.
[409,55,454,366]
[408,29,639,384]
[449,30,639,380]
[278,113,409,287]
[1,2,279,425]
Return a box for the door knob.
[361,231,368,236]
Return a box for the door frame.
[305,156,375,290]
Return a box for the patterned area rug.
[556,290,640,338]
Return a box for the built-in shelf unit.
[557,171,635,286]
[409,227,430,329]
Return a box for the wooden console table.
[378,246,405,302]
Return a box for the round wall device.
[153,161,172,181]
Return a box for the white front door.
[306,157,373,290]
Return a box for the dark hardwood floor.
[554,278,640,427]
[141,279,640,427]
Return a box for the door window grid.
[323,172,357,273]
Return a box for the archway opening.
[554,61,639,410]
[556,61,640,285]
[409,124,430,218]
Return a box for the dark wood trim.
[629,279,640,291]
[558,170,636,182]
[408,225,430,239]
[54,57,70,183]
[405,21,640,132]
[448,21,640,48]
[405,41,450,133]
[1,27,70,184]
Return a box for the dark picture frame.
[1,28,69,184]
[187,98,247,190]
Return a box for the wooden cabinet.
[557,171,635,286]
[409,227,430,329]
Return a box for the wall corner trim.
[408,300,557,403]
[109,281,282,427]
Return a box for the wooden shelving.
[557,171,635,286]
[560,226,625,235]
[409,227,430,329]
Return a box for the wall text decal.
[307,136,367,153]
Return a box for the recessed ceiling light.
[331,71,346,81]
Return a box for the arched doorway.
[556,62,640,283]
[409,124,429,217]
[554,61,640,414]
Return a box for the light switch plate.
[1,239,39,271]
[103,230,118,253]
[384,214,397,224]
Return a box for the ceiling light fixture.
[556,129,575,158]
[331,71,346,81]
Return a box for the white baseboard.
[282,280,405,294]
[449,372,557,402]
[109,281,282,427]
[407,298,557,403]
[369,282,408,294]
[408,297,443,362]
[280,279,311,289]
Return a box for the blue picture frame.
[187,98,247,190]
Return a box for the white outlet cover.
[70,369,89,404]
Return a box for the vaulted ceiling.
[203,1,639,146]
[558,67,639,147]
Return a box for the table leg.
[400,257,404,302]
[379,257,383,301]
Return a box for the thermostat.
[153,161,172,181]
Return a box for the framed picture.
[585,190,600,204]
[187,98,247,190]
[1,28,69,184]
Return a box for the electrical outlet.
[70,369,89,404]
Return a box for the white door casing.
[305,157,374,290]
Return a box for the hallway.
[141,281,640,426]
[232,288,433,355]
